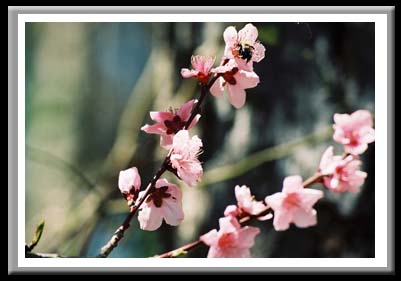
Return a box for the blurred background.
[25,22,375,258]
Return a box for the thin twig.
[185,74,221,130]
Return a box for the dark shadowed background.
[25,22,375,258]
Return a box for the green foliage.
[27,219,45,251]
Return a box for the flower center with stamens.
[197,72,210,85]
[347,131,360,147]
[335,166,344,175]
[146,186,173,208]
[164,115,186,135]
[222,67,239,85]
[283,193,300,209]
[218,233,235,248]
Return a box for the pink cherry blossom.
[118,167,141,203]
[169,130,203,187]
[141,99,200,149]
[137,179,184,231]
[200,216,260,258]
[224,185,272,221]
[333,110,375,155]
[210,59,260,109]
[223,23,265,71]
[265,175,323,231]
[319,146,367,193]
[181,55,215,85]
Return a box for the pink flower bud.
[118,167,141,203]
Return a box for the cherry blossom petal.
[238,23,258,44]
[224,205,239,217]
[292,209,317,228]
[235,70,260,89]
[223,26,238,47]
[141,123,165,135]
[227,85,247,109]
[252,42,266,63]
[237,226,260,248]
[257,213,273,221]
[150,111,174,123]
[162,198,184,226]
[360,127,375,143]
[333,113,350,127]
[170,130,203,187]
[160,134,174,149]
[319,146,335,175]
[282,175,304,194]
[181,68,198,78]
[209,77,225,97]
[351,110,373,128]
[219,216,240,233]
[298,189,324,210]
[272,210,292,231]
[138,203,164,231]
[200,229,218,246]
[265,192,286,210]
[177,99,197,121]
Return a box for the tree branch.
[96,73,222,258]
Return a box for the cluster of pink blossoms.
[115,23,375,258]
[200,110,374,257]
[118,23,267,232]
[182,23,265,109]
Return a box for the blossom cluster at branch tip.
[207,23,265,109]
[317,109,374,193]
[319,146,367,193]
[223,23,266,71]
[333,109,375,155]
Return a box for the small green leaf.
[171,249,188,258]
[27,219,45,252]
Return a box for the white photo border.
[9,6,394,274]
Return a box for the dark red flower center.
[197,72,210,85]
[164,115,186,135]
[146,186,175,208]
[222,67,239,85]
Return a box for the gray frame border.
[8,6,395,274]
